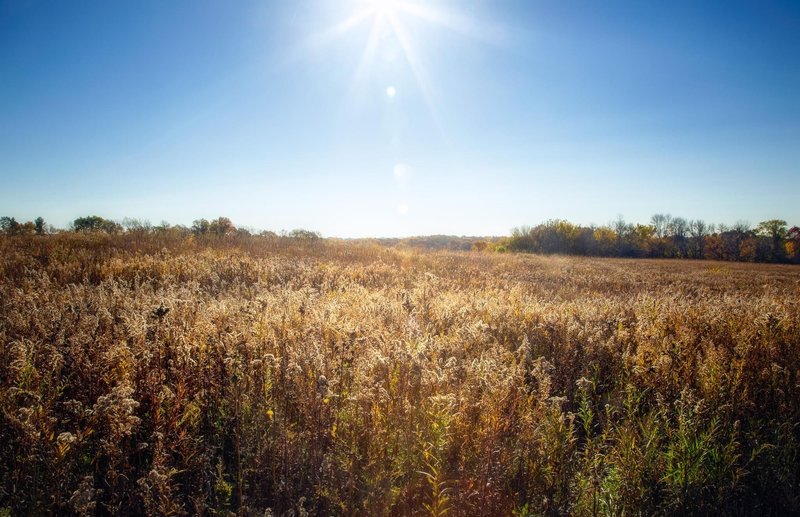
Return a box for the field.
[2,234,800,516]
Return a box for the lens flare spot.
[393,163,409,179]
[386,86,397,98]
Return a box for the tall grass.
[1,233,799,515]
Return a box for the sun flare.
[315,0,472,121]
[365,0,400,17]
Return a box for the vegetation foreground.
[2,234,800,516]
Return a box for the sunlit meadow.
[2,233,799,515]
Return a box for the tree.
[787,226,800,262]
[688,220,709,259]
[72,215,122,233]
[733,220,751,234]
[527,220,581,254]
[34,217,46,235]
[19,221,35,235]
[508,226,534,252]
[613,216,631,238]
[552,219,581,254]
[122,217,152,233]
[669,217,689,257]
[592,227,617,256]
[209,217,235,236]
[471,240,488,251]
[192,219,210,235]
[756,219,788,262]
[0,216,20,235]
[612,216,636,256]
[651,213,672,239]
[630,224,655,257]
[717,221,751,261]
[739,238,758,262]
[289,229,321,240]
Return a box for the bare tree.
[688,219,709,258]
[651,213,672,239]
[669,217,689,257]
[122,218,152,233]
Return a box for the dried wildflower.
[93,384,141,438]
[69,476,99,516]
[516,336,531,364]
[575,377,593,393]
[57,432,77,446]
[317,374,329,395]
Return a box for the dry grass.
[1,233,799,515]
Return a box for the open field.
[2,234,800,515]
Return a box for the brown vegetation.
[1,233,799,515]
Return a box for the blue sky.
[1,0,798,237]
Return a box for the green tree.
[72,215,121,233]
[0,217,21,235]
[756,219,788,261]
[34,217,46,235]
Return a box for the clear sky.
[1,0,799,237]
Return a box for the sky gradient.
[1,0,799,237]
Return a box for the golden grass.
[1,234,799,515]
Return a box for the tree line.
[0,215,321,240]
[2,213,798,263]
[503,215,799,263]
[0,216,47,235]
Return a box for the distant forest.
[501,216,799,264]
[1,214,798,264]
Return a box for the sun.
[313,0,452,122]
[312,0,499,98]
[365,0,400,17]
[309,0,495,141]
[314,0,465,102]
